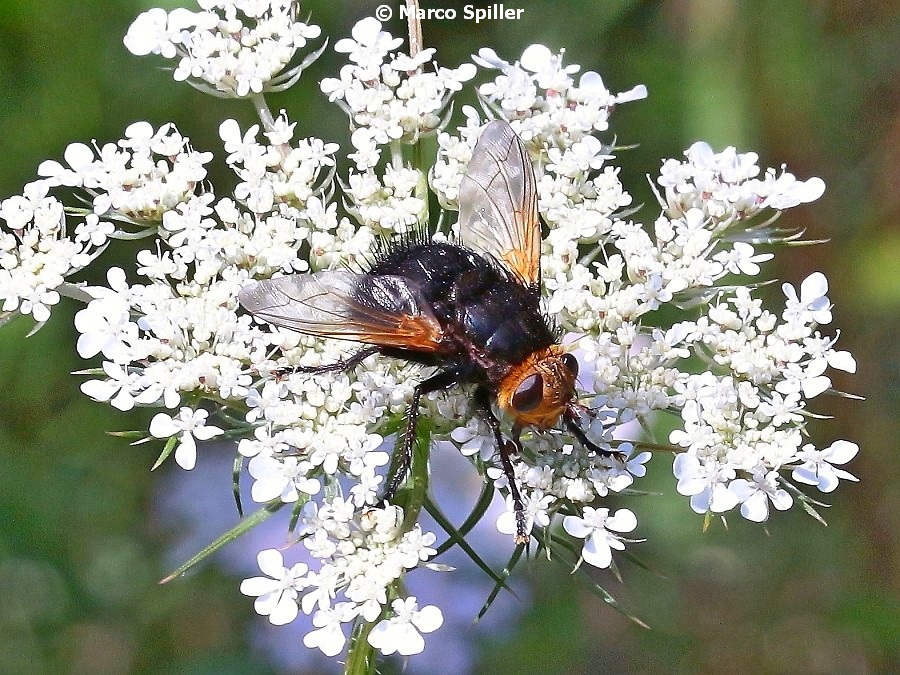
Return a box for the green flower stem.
[400,422,432,533]
[250,92,291,159]
[250,92,276,131]
[405,0,422,57]
[413,139,430,228]
[345,618,379,675]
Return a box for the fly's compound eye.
[512,373,544,412]
[561,353,579,377]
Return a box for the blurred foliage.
[1,0,898,673]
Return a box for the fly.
[239,120,621,543]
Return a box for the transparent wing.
[458,120,541,286]
[238,271,445,351]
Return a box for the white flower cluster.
[124,0,323,97]
[39,121,213,223]
[0,182,103,323]
[431,43,644,217]
[321,17,476,235]
[2,5,860,664]
[427,45,856,551]
[668,274,858,520]
[659,140,826,223]
[241,505,442,657]
[322,17,476,157]
[41,109,442,655]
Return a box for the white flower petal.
[827,350,856,373]
[148,413,180,438]
[256,549,286,577]
[268,594,299,625]
[562,515,592,539]
[605,509,637,533]
[174,435,197,470]
[240,576,281,597]
[825,440,859,464]
[739,491,769,522]
[412,605,443,633]
[581,534,613,569]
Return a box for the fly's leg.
[475,387,529,545]
[563,409,626,462]
[380,369,460,506]
[273,346,380,377]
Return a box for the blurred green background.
[1,1,897,673]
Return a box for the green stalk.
[413,138,430,228]
[250,92,291,160]
[401,421,432,533]
[344,619,379,675]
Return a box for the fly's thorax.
[496,345,579,429]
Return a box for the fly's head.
[497,345,579,430]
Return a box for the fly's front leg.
[273,346,380,377]
[380,369,460,506]
[563,408,626,462]
[474,387,529,545]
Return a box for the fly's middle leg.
[380,369,459,506]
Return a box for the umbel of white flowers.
[0,1,857,664]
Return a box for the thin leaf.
[344,612,380,675]
[618,550,669,580]
[608,558,623,584]
[548,533,650,629]
[799,498,829,526]
[434,477,495,556]
[632,440,680,454]
[160,499,286,583]
[544,529,583,559]
[26,319,48,337]
[56,282,97,303]
[616,488,664,497]
[778,477,831,526]
[475,544,524,622]
[397,418,433,532]
[72,367,106,376]
[378,413,406,438]
[232,454,244,518]
[288,494,310,533]
[151,436,178,471]
[422,495,511,592]
[824,389,865,401]
[105,429,147,439]
[0,309,21,328]
[107,228,159,240]
[267,38,329,92]
[779,476,833,509]
[216,409,255,428]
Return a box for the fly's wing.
[458,119,541,286]
[238,270,445,352]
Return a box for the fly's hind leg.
[474,386,529,545]
[380,369,460,506]
[273,345,380,377]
